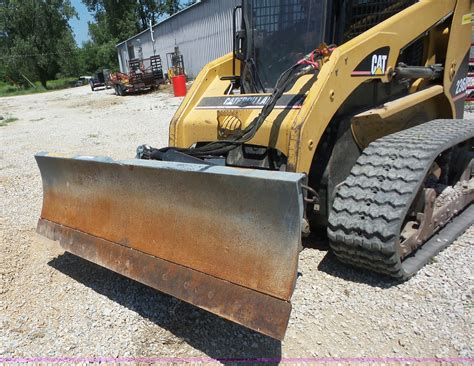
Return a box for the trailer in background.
[108,55,165,96]
[89,70,110,91]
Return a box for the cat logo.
[371,54,388,75]
[351,47,390,77]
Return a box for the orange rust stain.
[41,169,298,300]
[44,219,292,339]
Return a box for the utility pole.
[149,19,156,56]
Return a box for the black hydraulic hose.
[183,63,315,157]
[138,51,322,160]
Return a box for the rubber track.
[328,119,474,279]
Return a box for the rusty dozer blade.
[35,152,306,339]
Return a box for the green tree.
[159,0,182,16]
[83,0,183,33]
[83,0,144,40]
[79,0,195,73]
[57,31,82,77]
[138,0,161,28]
[80,0,144,71]
[0,0,79,88]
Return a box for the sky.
[68,1,191,46]
[69,0,93,46]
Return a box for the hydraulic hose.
[139,46,333,160]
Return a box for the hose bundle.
[139,46,334,160]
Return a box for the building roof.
[116,0,204,47]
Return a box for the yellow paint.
[461,12,474,24]
[374,67,384,75]
[168,0,469,175]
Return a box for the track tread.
[328,119,474,279]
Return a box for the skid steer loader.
[36,0,473,340]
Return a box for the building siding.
[116,0,241,78]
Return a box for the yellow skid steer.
[36,0,474,339]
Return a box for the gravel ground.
[0,86,473,361]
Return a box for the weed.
[0,117,18,127]
[0,78,77,97]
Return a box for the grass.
[0,77,78,97]
[0,116,19,127]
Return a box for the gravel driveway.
[1,86,473,361]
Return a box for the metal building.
[116,0,241,78]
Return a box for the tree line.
[0,0,194,88]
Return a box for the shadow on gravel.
[317,251,400,289]
[48,253,282,365]
[302,230,330,250]
[302,231,399,289]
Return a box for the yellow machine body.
[170,0,471,174]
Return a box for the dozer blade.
[35,152,306,339]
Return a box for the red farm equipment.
[108,55,165,96]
